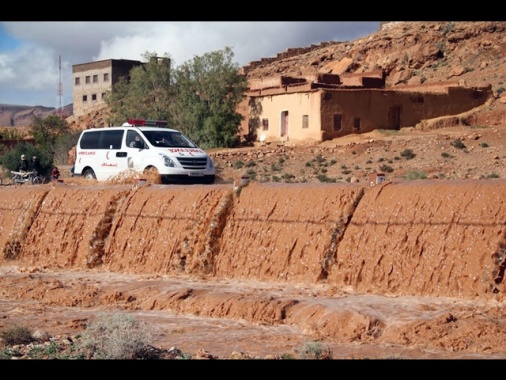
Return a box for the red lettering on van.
[168,148,203,155]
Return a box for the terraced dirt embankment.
[1,180,506,358]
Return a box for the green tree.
[170,47,248,148]
[31,115,71,157]
[0,142,51,178]
[106,51,173,126]
[106,47,248,149]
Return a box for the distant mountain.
[0,104,73,127]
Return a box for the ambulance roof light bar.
[127,118,168,127]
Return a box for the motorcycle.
[11,170,44,185]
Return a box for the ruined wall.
[320,86,492,139]
[1,179,505,301]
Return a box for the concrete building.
[72,59,144,118]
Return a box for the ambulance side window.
[80,130,123,150]
[100,130,124,149]
[80,131,100,149]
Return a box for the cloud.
[0,21,380,107]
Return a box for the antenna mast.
[57,55,63,118]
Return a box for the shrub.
[379,164,394,173]
[246,169,257,180]
[298,341,332,359]
[400,148,416,160]
[480,142,489,148]
[314,155,325,164]
[282,173,295,182]
[76,312,159,360]
[441,152,452,158]
[233,160,244,169]
[403,170,427,180]
[451,139,466,149]
[317,174,336,183]
[0,325,33,346]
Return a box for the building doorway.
[388,106,401,130]
[281,110,289,138]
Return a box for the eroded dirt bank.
[1,180,506,358]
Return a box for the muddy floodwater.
[1,180,506,359]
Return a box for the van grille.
[176,157,208,170]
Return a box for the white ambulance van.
[73,119,215,184]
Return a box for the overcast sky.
[0,21,380,108]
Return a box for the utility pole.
[57,55,63,118]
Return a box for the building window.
[75,77,80,85]
[85,76,91,84]
[83,95,88,102]
[353,118,361,132]
[302,115,309,129]
[333,114,342,131]
[103,73,109,82]
[93,75,98,83]
[92,94,97,101]
[262,118,269,131]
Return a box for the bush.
[0,143,53,178]
[298,341,332,359]
[403,170,427,180]
[400,148,416,160]
[379,164,394,173]
[451,139,466,149]
[0,325,33,346]
[317,174,336,183]
[76,312,159,359]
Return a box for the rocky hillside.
[243,22,506,91]
[241,21,506,126]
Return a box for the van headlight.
[160,153,176,168]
